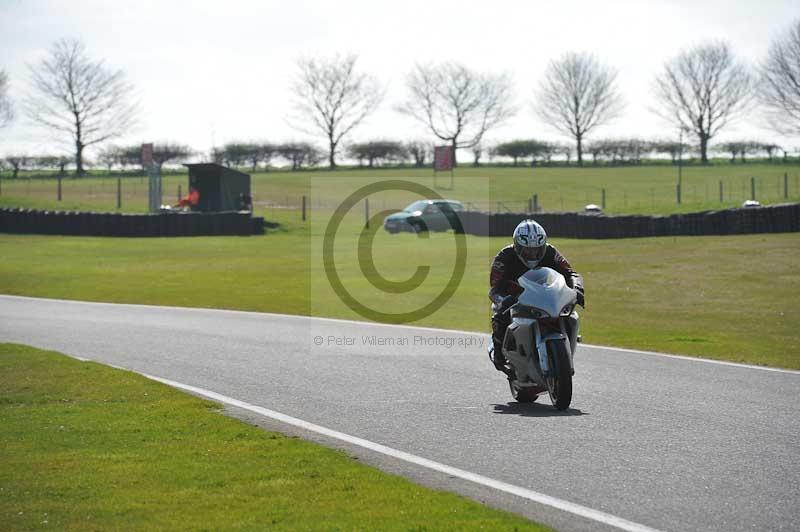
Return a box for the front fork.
[534,312,579,377]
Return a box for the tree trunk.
[451,139,458,167]
[699,136,709,164]
[329,139,336,169]
[576,136,584,167]
[75,141,85,176]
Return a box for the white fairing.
[503,268,580,392]
[517,267,577,317]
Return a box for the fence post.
[117,178,122,209]
[719,180,723,203]
[57,176,62,201]
[533,194,539,212]
[751,176,756,200]
[785,173,789,199]
[602,188,606,209]
[302,195,307,221]
[365,198,369,229]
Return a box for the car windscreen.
[404,200,429,212]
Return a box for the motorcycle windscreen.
[517,267,576,317]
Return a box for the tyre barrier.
[456,203,800,239]
[0,208,265,237]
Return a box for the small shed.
[183,163,251,212]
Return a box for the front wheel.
[546,340,572,410]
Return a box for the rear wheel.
[509,380,538,403]
[546,340,572,410]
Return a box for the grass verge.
[0,230,797,369]
[3,163,799,216]
[0,343,547,531]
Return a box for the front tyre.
[546,340,572,410]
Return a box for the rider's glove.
[500,294,518,310]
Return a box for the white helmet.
[513,220,547,268]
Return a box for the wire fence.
[256,174,800,216]
[1,173,798,217]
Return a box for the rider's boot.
[491,336,511,374]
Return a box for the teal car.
[383,199,465,233]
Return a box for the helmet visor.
[515,243,546,263]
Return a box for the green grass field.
[1,164,798,369]
[0,343,548,531]
[3,163,800,217]
[1,226,797,369]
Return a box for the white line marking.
[582,343,800,374]
[140,371,662,532]
[2,294,798,375]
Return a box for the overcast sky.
[1,0,799,160]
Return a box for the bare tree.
[535,52,624,167]
[495,139,550,166]
[0,69,14,129]
[97,145,121,172]
[470,143,483,167]
[760,19,800,135]
[289,54,383,168]
[653,41,754,164]
[347,140,406,168]
[405,140,431,167]
[221,143,250,169]
[118,145,143,172]
[651,140,682,164]
[398,62,515,166]
[152,142,192,171]
[25,39,138,176]
[4,155,29,179]
[277,142,322,171]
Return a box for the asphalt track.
[1,295,798,531]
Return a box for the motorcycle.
[488,267,580,410]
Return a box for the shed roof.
[183,163,250,179]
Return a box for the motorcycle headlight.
[560,303,575,316]
[513,306,548,319]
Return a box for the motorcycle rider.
[489,220,584,373]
